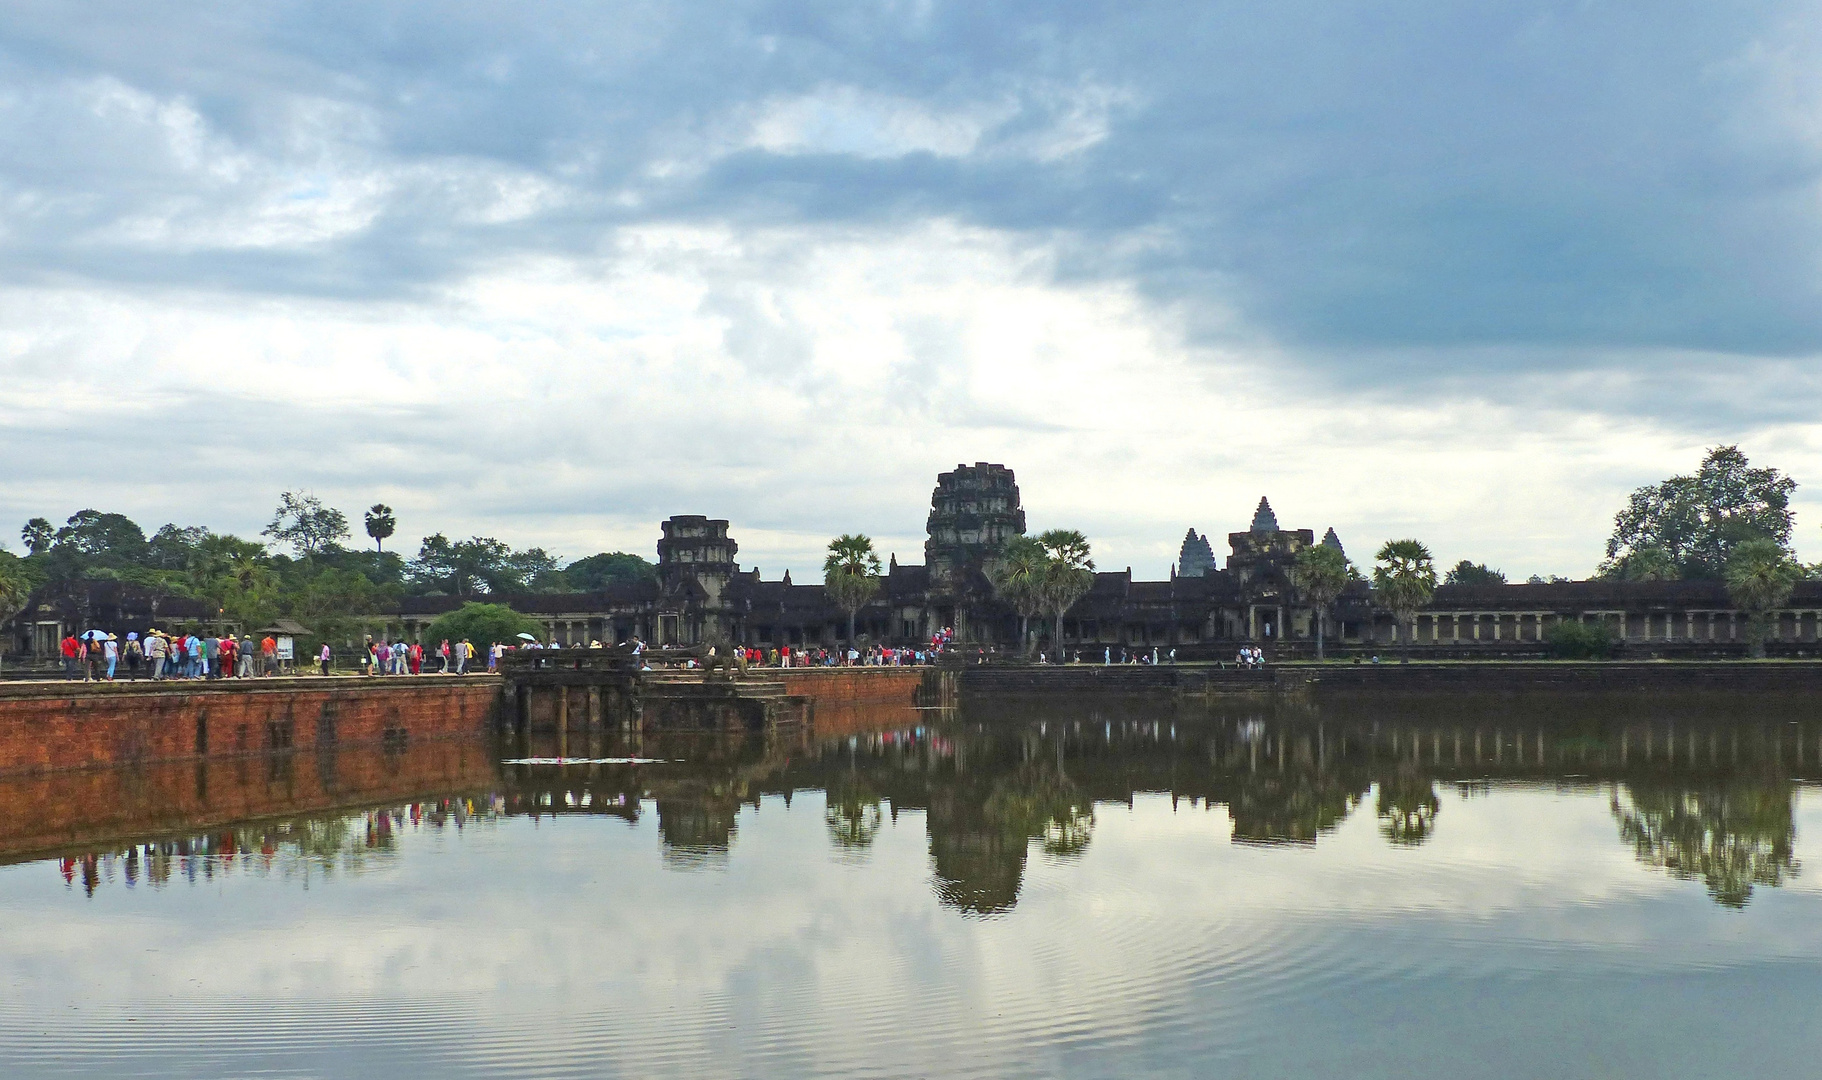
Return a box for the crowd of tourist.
[46,622,1277,680]
[355,636,484,677]
[57,631,283,682]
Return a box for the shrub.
[422,602,539,649]
[1544,619,1616,659]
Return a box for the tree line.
[0,492,657,645]
[1289,445,1814,659]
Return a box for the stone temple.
[12,464,1822,658]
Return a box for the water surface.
[3,693,1821,1079]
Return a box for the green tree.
[1724,538,1800,659]
[1443,560,1506,586]
[1603,446,1795,580]
[264,492,350,558]
[1289,544,1352,660]
[0,552,31,629]
[823,534,882,646]
[1036,529,1095,659]
[988,535,1049,656]
[20,518,52,555]
[563,551,659,590]
[1607,544,1680,582]
[424,602,539,651]
[407,534,558,595]
[292,567,391,644]
[364,504,396,553]
[1372,539,1437,653]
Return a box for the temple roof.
[1321,528,1345,556]
[1251,497,1279,533]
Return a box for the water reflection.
[1612,779,1799,907]
[8,693,1821,911]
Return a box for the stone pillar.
[557,687,569,758]
[1472,616,1481,641]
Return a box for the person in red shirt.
[261,636,278,676]
[60,635,80,680]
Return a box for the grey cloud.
[8,0,1820,367]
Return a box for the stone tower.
[925,463,1027,581]
[1251,497,1280,533]
[1320,528,1345,557]
[1177,529,1217,577]
[657,515,738,619]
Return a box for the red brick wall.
[776,668,928,738]
[0,680,500,775]
[0,736,500,863]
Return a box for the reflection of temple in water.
[14,692,1819,911]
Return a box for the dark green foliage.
[423,602,539,647]
[563,551,659,590]
[1544,620,1617,659]
[407,534,564,596]
[20,518,53,555]
[1443,560,1506,586]
[1603,446,1795,581]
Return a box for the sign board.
[276,636,295,662]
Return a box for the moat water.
[3,692,1822,1079]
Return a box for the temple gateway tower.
[925,462,1026,640]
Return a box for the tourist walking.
[124,633,142,680]
[319,642,332,676]
[261,634,278,676]
[147,632,166,680]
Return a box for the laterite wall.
[0,679,501,775]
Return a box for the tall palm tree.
[1725,539,1800,659]
[1372,539,1437,655]
[365,504,397,553]
[988,535,1049,656]
[1036,529,1094,659]
[1289,544,1351,660]
[823,534,882,645]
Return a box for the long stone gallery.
[8,462,1821,661]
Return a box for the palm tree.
[1036,529,1095,659]
[1372,539,1437,656]
[988,535,1049,656]
[365,504,396,553]
[1725,539,1800,659]
[823,534,882,646]
[1289,544,1351,660]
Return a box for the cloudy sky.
[6,0,1822,579]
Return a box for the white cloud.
[744,86,1015,159]
[7,217,1820,578]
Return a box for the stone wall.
[0,678,501,775]
[0,735,499,864]
[778,667,932,737]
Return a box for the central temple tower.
[925,462,1026,581]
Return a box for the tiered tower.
[924,463,1026,582]
[1177,529,1217,577]
[657,515,738,614]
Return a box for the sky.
[6,0,1822,580]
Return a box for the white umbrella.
[516,633,539,641]
[79,629,109,642]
